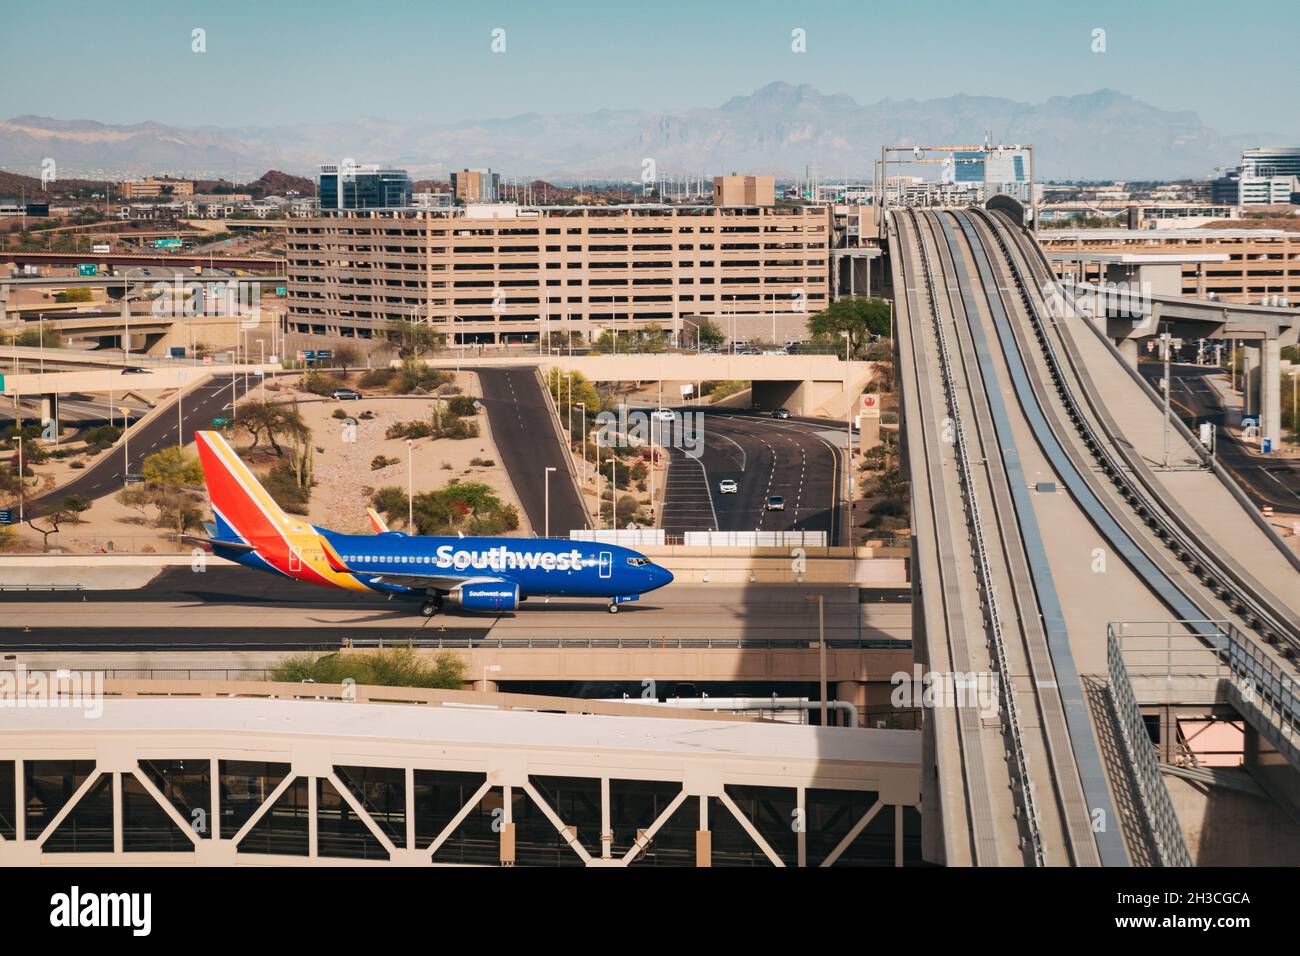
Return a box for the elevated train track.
[892,205,1300,867]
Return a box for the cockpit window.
[627,557,649,567]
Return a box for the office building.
[284,203,831,344]
[1238,175,1298,206]
[318,165,412,210]
[1241,147,1300,180]
[451,169,501,204]
[712,175,776,206]
[1040,228,1300,305]
[121,177,195,199]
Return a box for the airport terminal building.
[282,202,833,345]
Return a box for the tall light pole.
[1160,329,1172,469]
[16,434,23,524]
[544,466,556,538]
[575,401,587,482]
[804,593,827,725]
[176,370,186,446]
[406,439,415,529]
[120,405,132,483]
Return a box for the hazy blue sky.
[2,0,1296,133]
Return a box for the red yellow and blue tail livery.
[190,430,672,616]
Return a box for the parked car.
[331,388,362,400]
[771,408,791,420]
[765,495,786,511]
[718,479,738,494]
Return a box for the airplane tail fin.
[194,430,292,546]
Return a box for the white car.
[718,479,738,494]
[651,408,675,422]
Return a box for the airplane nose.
[655,566,674,588]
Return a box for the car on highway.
[121,366,150,375]
[651,407,675,422]
[771,407,791,419]
[331,388,362,400]
[765,495,785,511]
[718,478,738,494]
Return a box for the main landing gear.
[420,594,444,618]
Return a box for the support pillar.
[39,392,59,441]
[1262,337,1282,451]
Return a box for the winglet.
[319,536,352,573]
[366,507,391,534]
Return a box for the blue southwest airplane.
[190,430,673,616]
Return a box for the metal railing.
[1105,627,1194,866]
[1113,620,1300,770]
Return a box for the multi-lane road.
[26,372,256,515]
[660,410,843,542]
[476,366,589,535]
[1139,362,1300,513]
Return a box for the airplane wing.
[181,534,257,553]
[361,572,506,592]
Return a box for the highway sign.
[211,417,230,428]
[154,239,183,250]
[77,264,97,276]
[276,287,286,296]
[0,509,12,525]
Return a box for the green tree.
[237,399,308,456]
[387,319,445,359]
[140,446,206,535]
[694,319,726,346]
[25,495,91,552]
[14,327,62,348]
[808,296,892,354]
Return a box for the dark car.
[771,407,791,420]
[121,366,150,374]
[331,388,362,400]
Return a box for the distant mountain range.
[0,84,1286,183]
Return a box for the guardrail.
[343,636,909,650]
[1113,620,1300,770]
[1105,627,1195,867]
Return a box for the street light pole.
[406,439,415,529]
[120,405,132,484]
[177,370,186,446]
[544,466,556,538]
[804,593,827,725]
[1160,329,1171,469]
